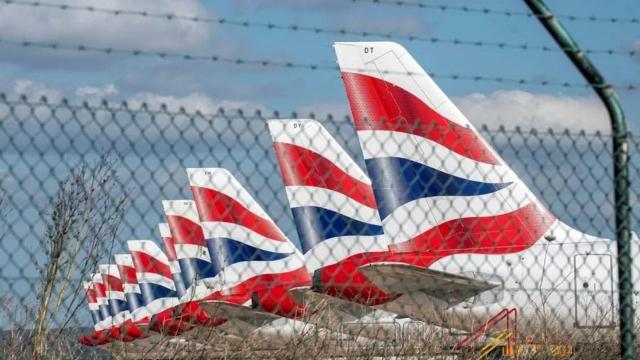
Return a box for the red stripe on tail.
[103,274,124,292]
[191,186,287,242]
[93,281,107,298]
[165,215,207,247]
[84,287,97,304]
[130,251,173,279]
[161,235,178,262]
[273,142,377,208]
[341,72,500,165]
[117,265,138,285]
[388,203,555,266]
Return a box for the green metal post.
[523,1,635,358]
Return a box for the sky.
[0,0,638,132]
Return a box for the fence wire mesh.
[0,95,638,359]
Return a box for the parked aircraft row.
[79,42,639,352]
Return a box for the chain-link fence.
[0,94,638,359]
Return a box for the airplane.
[158,221,224,329]
[268,118,388,297]
[268,118,416,340]
[162,200,267,338]
[99,264,146,342]
[78,280,114,348]
[161,204,227,320]
[113,253,154,345]
[157,223,187,305]
[115,250,220,356]
[126,240,193,336]
[185,167,319,341]
[332,41,640,333]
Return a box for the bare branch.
[31,153,127,359]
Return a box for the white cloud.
[5,80,265,115]
[9,80,118,102]
[0,0,213,51]
[75,84,118,98]
[453,90,610,133]
[8,81,613,136]
[12,80,63,102]
[127,92,266,114]
[233,0,353,12]
[296,91,611,133]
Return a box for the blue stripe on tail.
[177,257,221,290]
[98,304,111,321]
[172,272,186,299]
[107,299,129,316]
[365,157,512,219]
[139,283,178,305]
[207,238,292,267]
[291,206,384,254]
[90,309,102,324]
[125,293,145,312]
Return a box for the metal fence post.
[523,0,636,358]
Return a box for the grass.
[1,310,635,359]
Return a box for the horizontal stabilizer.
[359,263,498,306]
[199,300,277,327]
[288,286,372,322]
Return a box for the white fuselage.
[381,221,639,334]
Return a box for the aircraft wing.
[359,263,499,306]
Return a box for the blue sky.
[0,0,638,131]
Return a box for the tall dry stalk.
[31,154,127,359]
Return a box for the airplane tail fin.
[114,253,149,324]
[157,222,188,298]
[159,219,223,327]
[334,41,555,257]
[83,281,102,327]
[162,201,219,293]
[91,272,111,323]
[126,240,179,313]
[99,264,130,327]
[80,281,111,346]
[127,240,189,335]
[158,223,177,264]
[187,167,309,316]
[267,118,387,272]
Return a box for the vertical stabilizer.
[83,281,103,328]
[268,119,387,273]
[91,272,112,329]
[79,281,111,346]
[162,201,219,297]
[159,221,224,327]
[334,41,555,258]
[157,222,188,298]
[99,264,131,327]
[127,240,178,313]
[114,254,149,324]
[187,167,309,316]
